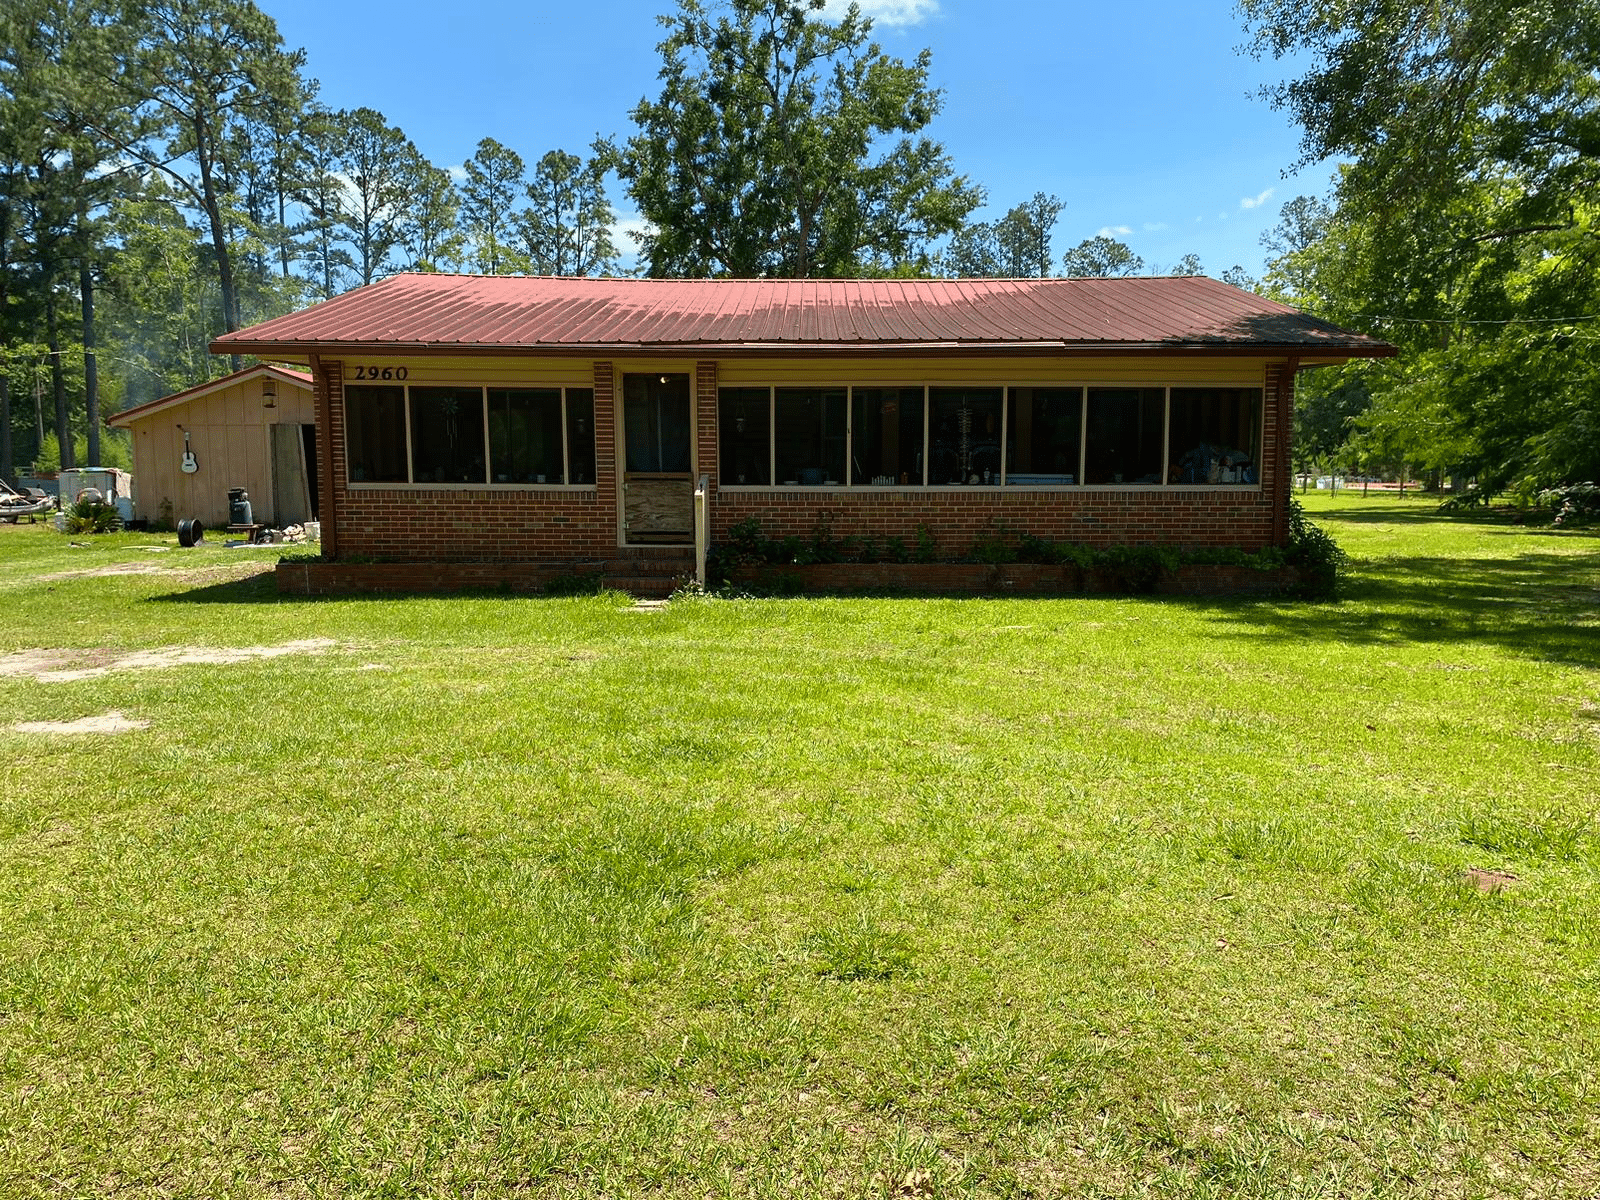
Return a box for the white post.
[694,473,709,588]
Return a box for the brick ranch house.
[210,274,1392,595]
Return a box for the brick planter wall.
[277,559,599,596]
[710,487,1276,555]
[726,561,1302,597]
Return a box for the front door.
[622,373,693,544]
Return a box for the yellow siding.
[338,354,1270,389]
[716,356,1272,387]
[123,379,318,527]
[340,357,594,386]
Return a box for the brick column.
[592,361,618,547]
[311,355,342,559]
[1265,359,1298,546]
[695,360,719,495]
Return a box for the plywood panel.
[272,423,311,525]
[625,477,693,540]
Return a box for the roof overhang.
[217,339,1398,362]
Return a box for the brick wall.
[311,357,622,562]
[711,486,1276,553]
[310,357,1297,562]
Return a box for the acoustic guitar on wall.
[180,429,199,474]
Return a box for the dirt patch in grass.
[1466,867,1520,893]
[0,637,340,683]
[43,560,274,585]
[13,710,149,734]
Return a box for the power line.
[1355,312,1600,326]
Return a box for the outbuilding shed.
[107,364,319,529]
[210,274,1391,593]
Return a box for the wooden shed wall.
[123,379,316,527]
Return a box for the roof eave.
[208,337,1396,361]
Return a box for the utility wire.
[1354,312,1600,326]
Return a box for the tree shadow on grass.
[1197,551,1600,665]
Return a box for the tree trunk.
[80,240,100,466]
[47,290,73,471]
[195,119,243,371]
[1,371,12,486]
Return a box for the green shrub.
[1284,497,1349,598]
[1537,482,1600,527]
[63,498,122,534]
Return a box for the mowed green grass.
[1,496,1597,1198]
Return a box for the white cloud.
[447,164,468,184]
[1240,187,1274,210]
[614,213,655,252]
[822,0,939,26]
[1143,222,1169,232]
[1097,224,1133,237]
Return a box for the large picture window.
[346,383,593,486]
[409,387,485,484]
[716,382,1265,490]
[1007,387,1081,485]
[930,388,1003,485]
[719,387,771,485]
[1085,388,1165,485]
[852,387,925,486]
[345,386,407,483]
[488,388,563,484]
[565,389,596,484]
[774,387,846,486]
[1167,388,1261,485]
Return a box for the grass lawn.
[2,495,1597,1198]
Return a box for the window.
[624,374,691,473]
[929,387,1002,485]
[345,383,593,486]
[774,387,846,486]
[851,387,925,486]
[488,388,563,484]
[345,386,407,483]
[565,389,596,484]
[1007,387,1081,485]
[1167,388,1261,485]
[410,387,486,484]
[719,387,771,485]
[715,380,1267,490]
[1084,388,1164,485]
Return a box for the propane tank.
[228,487,253,526]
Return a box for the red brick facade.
[307,356,1297,566]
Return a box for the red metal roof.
[210,274,1392,358]
[106,364,313,427]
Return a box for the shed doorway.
[271,422,319,524]
[621,373,692,544]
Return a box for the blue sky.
[264,0,1331,277]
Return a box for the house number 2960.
[353,365,409,380]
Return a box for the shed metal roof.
[210,274,1392,359]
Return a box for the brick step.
[603,575,681,599]
[596,555,694,577]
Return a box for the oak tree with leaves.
[620,0,979,277]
